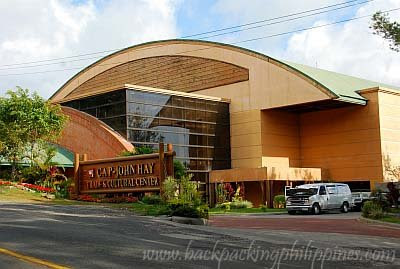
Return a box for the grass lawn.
[0,185,48,203]
[209,207,286,215]
[1,184,286,217]
[379,215,400,225]
[50,199,170,216]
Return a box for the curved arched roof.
[51,39,398,105]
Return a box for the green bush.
[54,178,72,199]
[215,202,231,211]
[162,175,201,206]
[273,195,286,208]
[230,200,253,209]
[21,166,47,184]
[260,205,268,212]
[174,160,187,179]
[169,203,209,219]
[141,194,163,205]
[362,201,385,219]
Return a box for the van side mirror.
[319,188,326,195]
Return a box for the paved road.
[209,212,400,238]
[0,203,399,269]
[0,254,43,269]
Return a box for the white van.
[285,183,353,215]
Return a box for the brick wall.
[57,107,134,160]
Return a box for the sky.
[0,0,399,99]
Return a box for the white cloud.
[283,0,400,87]
[212,0,400,87]
[0,0,179,98]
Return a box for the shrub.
[162,175,202,206]
[215,202,231,211]
[216,184,227,204]
[163,177,178,202]
[174,160,187,179]
[169,203,209,219]
[141,194,163,205]
[362,201,385,219]
[54,178,73,199]
[21,166,47,184]
[120,146,154,156]
[273,195,286,208]
[230,200,253,209]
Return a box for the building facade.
[62,86,230,186]
[51,39,400,206]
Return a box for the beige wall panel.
[301,153,383,169]
[231,145,262,159]
[262,157,289,167]
[231,133,262,147]
[230,110,261,124]
[232,158,262,168]
[262,134,300,148]
[301,129,382,148]
[194,81,251,113]
[261,109,300,167]
[323,166,383,181]
[378,91,400,182]
[231,121,261,136]
[300,92,383,181]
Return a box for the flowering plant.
[20,183,55,193]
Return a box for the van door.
[326,185,339,209]
[318,186,329,210]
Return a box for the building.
[51,39,400,206]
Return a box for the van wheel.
[341,202,349,213]
[288,210,296,215]
[312,203,321,215]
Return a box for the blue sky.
[0,0,398,98]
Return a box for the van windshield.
[286,188,318,197]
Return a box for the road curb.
[210,212,287,217]
[359,217,400,229]
[0,247,70,269]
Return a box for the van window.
[319,186,327,195]
[338,185,350,195]
[326,186,337,195]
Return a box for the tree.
[382,154,400,208]
[371,11,400,52]
[0,87,67,179]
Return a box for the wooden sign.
[74,143,174,195]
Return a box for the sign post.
[74,143,174,195]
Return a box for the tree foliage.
[371,11,400,52]
[0,87,68,178]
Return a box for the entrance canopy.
[210,166,321,183]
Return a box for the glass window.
[206,102,217,112]
[326,186,337,195]
[196,110,206,121]
[319,186,327,195]
[172,96,183,107]
[159,106,172,118]
[184,109,196,121]
[189,160,198,171]
[185,99,196,109]
[206,112,216,122]
[128,103,144,114]
[197,100,206,110]
[172,108,183,120]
